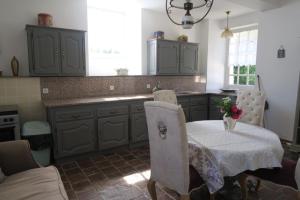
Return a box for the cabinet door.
[131,113,148,143]
[98,115,129,150]
[180,43,198,74]
[56,119,96,158]
[157,41,180,74]
[30,29,60,75]
[190,105,208,121]
[60,31,85,76]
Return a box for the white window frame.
[224,25,259,89]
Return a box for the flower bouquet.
[216,97,242,131]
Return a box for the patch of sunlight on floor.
[141,170,151,180]
[123,173,145,185]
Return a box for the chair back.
[144,101,189,195]
[153,90,178,105]
[236,90,266,126]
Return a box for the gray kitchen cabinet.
[56,119,96,158]
[61,31,85,75]
[190,105,208,121]
[178,96,191,121]
[26,25,86,76]
[180,43,198,74]
[189,96,208,121]
[130,103,148,143]
[147,39,199,75]
[98,115,129,150]
[27,28,60,75]
[131,113,148,143]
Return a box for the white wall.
[218,12,260,30]
[0,0,87,76]
[206,20,226,91]
[256,1,300,141]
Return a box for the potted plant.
[216,97,242,131]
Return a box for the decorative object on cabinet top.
[37,13,53,27]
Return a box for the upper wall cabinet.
[26,25,86,76]
[147,39,199,75]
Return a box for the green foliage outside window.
[231,65,256,85]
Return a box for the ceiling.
[140,0,284,19]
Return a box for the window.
[227,28,258,86]
[87,0,141,76]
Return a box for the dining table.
[186,120,284,198]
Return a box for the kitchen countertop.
[43,91,236,108]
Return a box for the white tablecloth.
[186,120,284,193]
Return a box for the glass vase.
[223,115,237,132]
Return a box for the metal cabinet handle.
[62,50,65,58]
[109,111,119,115]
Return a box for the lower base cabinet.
[131,113,148,143]
[190,105,208,121]
[98,115,129,150]
[56,119,96,157]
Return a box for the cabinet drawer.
[190,96,207,106]
[55,107,94,122]
[98,105,128,117]
[131,103,145,113]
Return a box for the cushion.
[0,166,68,200]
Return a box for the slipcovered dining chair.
[144,101,204,200]
[236,90,266,127]
[153,90,178,105]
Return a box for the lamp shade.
[221,28,233,38]
[182,15,194,29]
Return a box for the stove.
[0,105,20,142]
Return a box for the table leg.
[238,173,248,200]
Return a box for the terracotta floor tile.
[68,173,88,183]
[58,145,299,200]
[76,189,102,200]
[66,190,78,200]
[77,159,96,169]
[72,180,92,192]
[65,168,83,176]
[83,166,100,176]
[61,162,78,170]
[88,172,106,183]
[122,154,136,161]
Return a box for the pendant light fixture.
[166,0,214,29]
[221,11,233,39]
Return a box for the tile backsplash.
[0,78,45,123]
[41,76,206,100]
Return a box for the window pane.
[239,76,247,85]
[249,76,256,85]
[229,76,238,85]
[239,65,248,74]
[234,76,238,84]
[227,28,258,86]
[249,65,256,74]
[233,66,238,75]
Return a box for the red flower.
[232,113,240,119]
[230,105,242,119]
[231,105,238,113]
